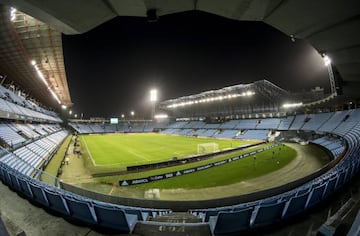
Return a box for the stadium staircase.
[133,212,211,236]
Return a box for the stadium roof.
[160,80,289,109]
[0,0,359,109]
[0,5,72,108]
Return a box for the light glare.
[150,89,157,102]
[167,91,255,108]
[323,55,331,66]
[154,114,168,119]
[282,102,303,108]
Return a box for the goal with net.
[197,143,219,154]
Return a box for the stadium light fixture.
[150,89,157,102]
[150,89,157,119]
[30,58,62,104]
[10,7,16,21]
[69,110,72,115]
[323,55,331,66]
[282,102,303,108]
[154,114,168,119]
[61,105,67,110]
[130,111,135,116]
[121,114,125,118]
[166,91,255,108]
[322,54,337,96]
[74,114,78,118]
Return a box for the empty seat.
[28,181,48,206]
[17,176,33,198]
[335,171,346,190]
[306,183,326,208]
[209,208,253,235]
[124,209,149,221]
[64,196,97,224]
[8,172,21,191]
[283,191,310,218]
[251,201,286,228]
[93,203,137,233]
[43,188,69,215]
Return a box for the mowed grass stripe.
[95,142,274,184]
[133,145,296,189]
[82,133,255,167]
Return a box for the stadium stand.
[236,119,258,129]
[3,107,360,234]
[300,113,333,131]
[256,118,281,129]
[213,129,238,139]
[219,120,239,129]
[187,109,360,234]
[0,123,26,147]
[0,129,68,176]
[277,116,295,130]
[289,114,307,130]
[236,130,269,140]
[0,89,61,122]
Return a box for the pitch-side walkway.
[60,138,94,184]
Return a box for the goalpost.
[197,143,219,154]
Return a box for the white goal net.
[197,143,219,154]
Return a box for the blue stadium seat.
[209,208,253,235]
[306,183,327,208]
[335,171,346,190]
[251,201,286,228]
[17,176,33,198]
[283,191,310,218]
[0,165,5,182]
[43,188,70,215]
[204,210,223,222]
[2,169,11,186]
[323,176,338,199]
[28,181,49,206]
[63,196,97,224]
[124,209,149,221]
[93,202,138,232]
[8,172,21,191]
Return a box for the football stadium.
[0,1,360,236]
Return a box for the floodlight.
[121,114,125,118]
[323,55,331,66]
[150,89,157,102]
[246,91,254,96]
[61,105,67,110]
[282,102,303,108]
[69,110,72,115]
[154,114,168,119]
[10,7,16,21]
[74,114,78,118]
[130,111,135,116]
[31,60,36,66]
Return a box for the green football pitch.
[81,133,256,169]
[48,133,328,199]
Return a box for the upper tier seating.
[0,130,68,176]
[301,113,333,131]
[277,116,295,130]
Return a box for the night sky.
[62,11,328,119]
